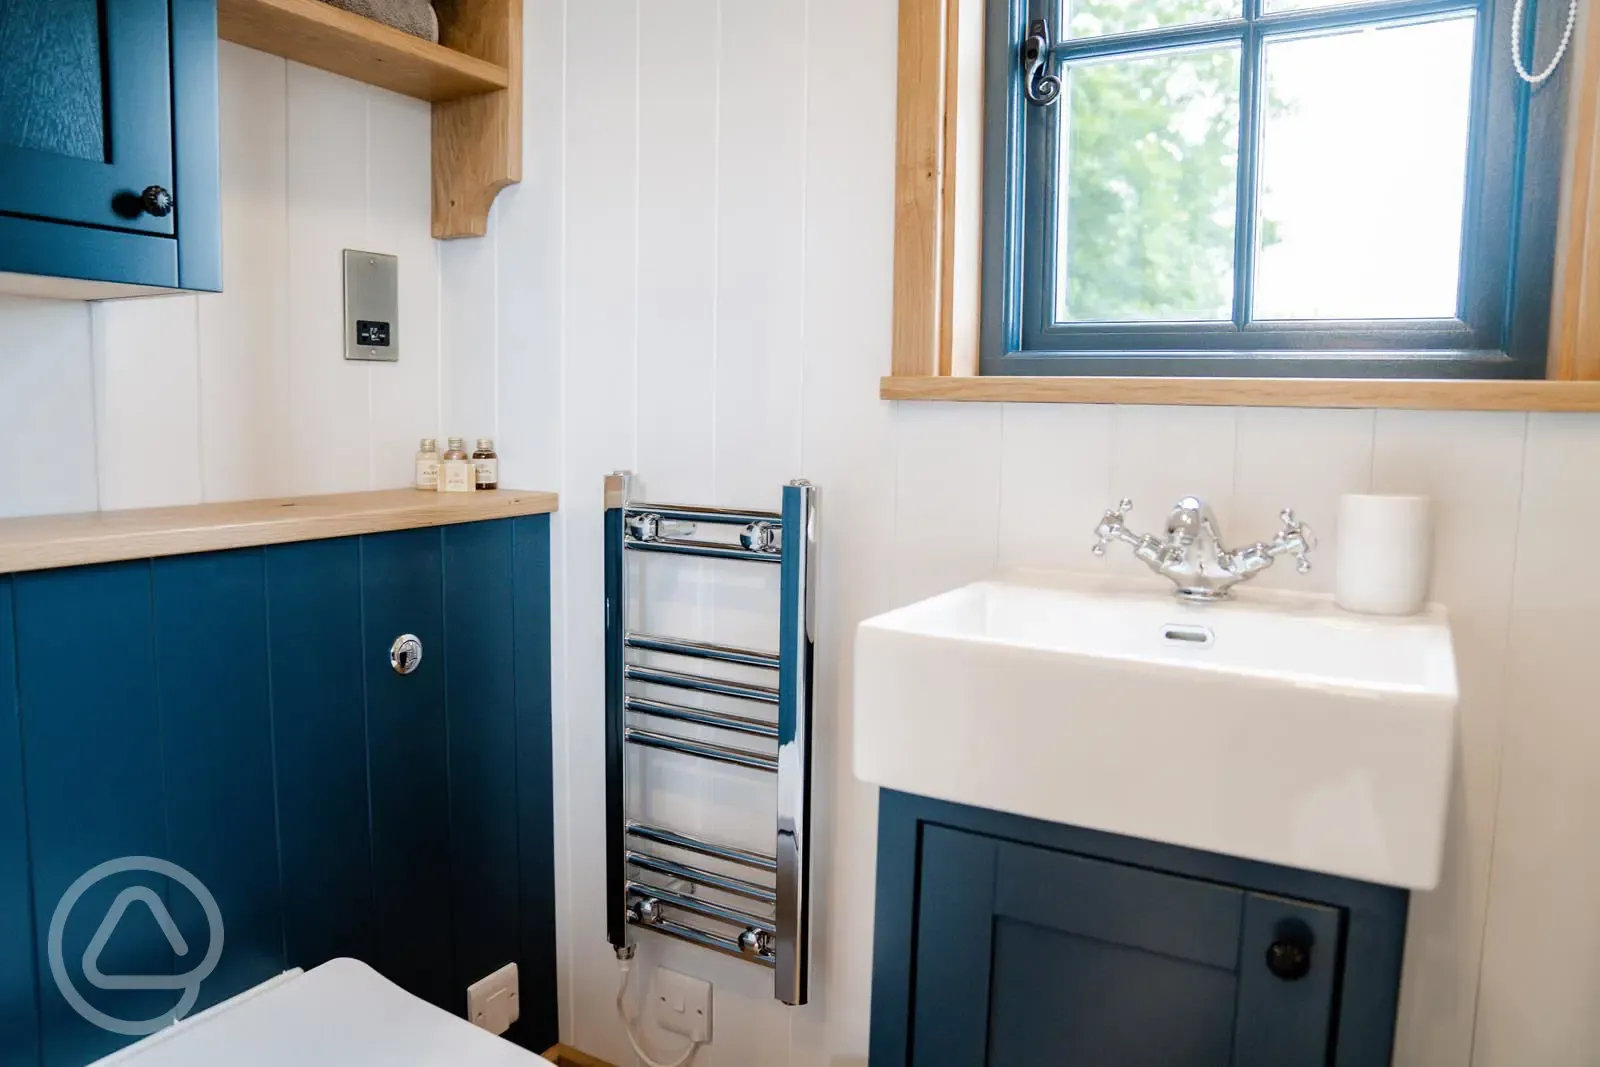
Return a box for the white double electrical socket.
[648,967,713,1044]
[467,962,520,1036]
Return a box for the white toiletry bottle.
[415,437,440,491]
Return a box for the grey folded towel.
[322,0,439,43]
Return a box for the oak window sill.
[880,376,1600,412]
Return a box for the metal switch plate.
[344,249,399,362]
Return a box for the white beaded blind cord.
[1512,0,1580,86]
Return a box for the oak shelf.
[0,489,559,576]
[217,0,522,237]
[218,0,505,100]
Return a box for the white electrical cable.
[1511,0,1580,86]
[616,954,703,1067]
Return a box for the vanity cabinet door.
[908,828,1342,1067]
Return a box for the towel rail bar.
[625,633,781,670]
[626,914,777,969]
[626,504,782,527]
[624,664,779,704]
[626,850,777,904]
[625,821,778,873]
[624,538,781,564]
[626,882,777,936]
[626,697,779,740]
[624,727,778,773]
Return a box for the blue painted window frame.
[981,0,1568,379]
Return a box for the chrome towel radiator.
[603,472,817,1006]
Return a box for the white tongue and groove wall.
[485,3,1600,1066]
[0,42,478,514]
[0,2,1598,1066]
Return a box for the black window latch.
[1020,18,1062,107]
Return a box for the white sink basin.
[853,575,1459,890]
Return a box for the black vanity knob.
[140,185,173,218]
[1265,938,1313,981]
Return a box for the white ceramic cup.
[1335,494,1433,616]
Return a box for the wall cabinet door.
[0,0,219,292]
[909,828,1342,1067]
[0,0,175,234]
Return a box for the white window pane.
[1253,16,1476,321]
[1056,46,1241,323]
[1066,0,1241,40]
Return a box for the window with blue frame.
[982,0,1570,378]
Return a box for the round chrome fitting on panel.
[389,634,423,675]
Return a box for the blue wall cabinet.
[0,0,221,292]
[870,791,1410,1067]
[0,516,555,1067]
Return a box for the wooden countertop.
[0,489,559,576]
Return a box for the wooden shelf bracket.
[432,0,523,238]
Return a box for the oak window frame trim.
[887,0,1600,410]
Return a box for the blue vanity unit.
[0,490,558,1067]
[856,576,1459,1067]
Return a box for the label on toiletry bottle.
[440,459,475,493]
[474,457,499,488]
[416,458,440,490]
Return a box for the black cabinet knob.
[140,186,173,218]
[1265,938,1313,981]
